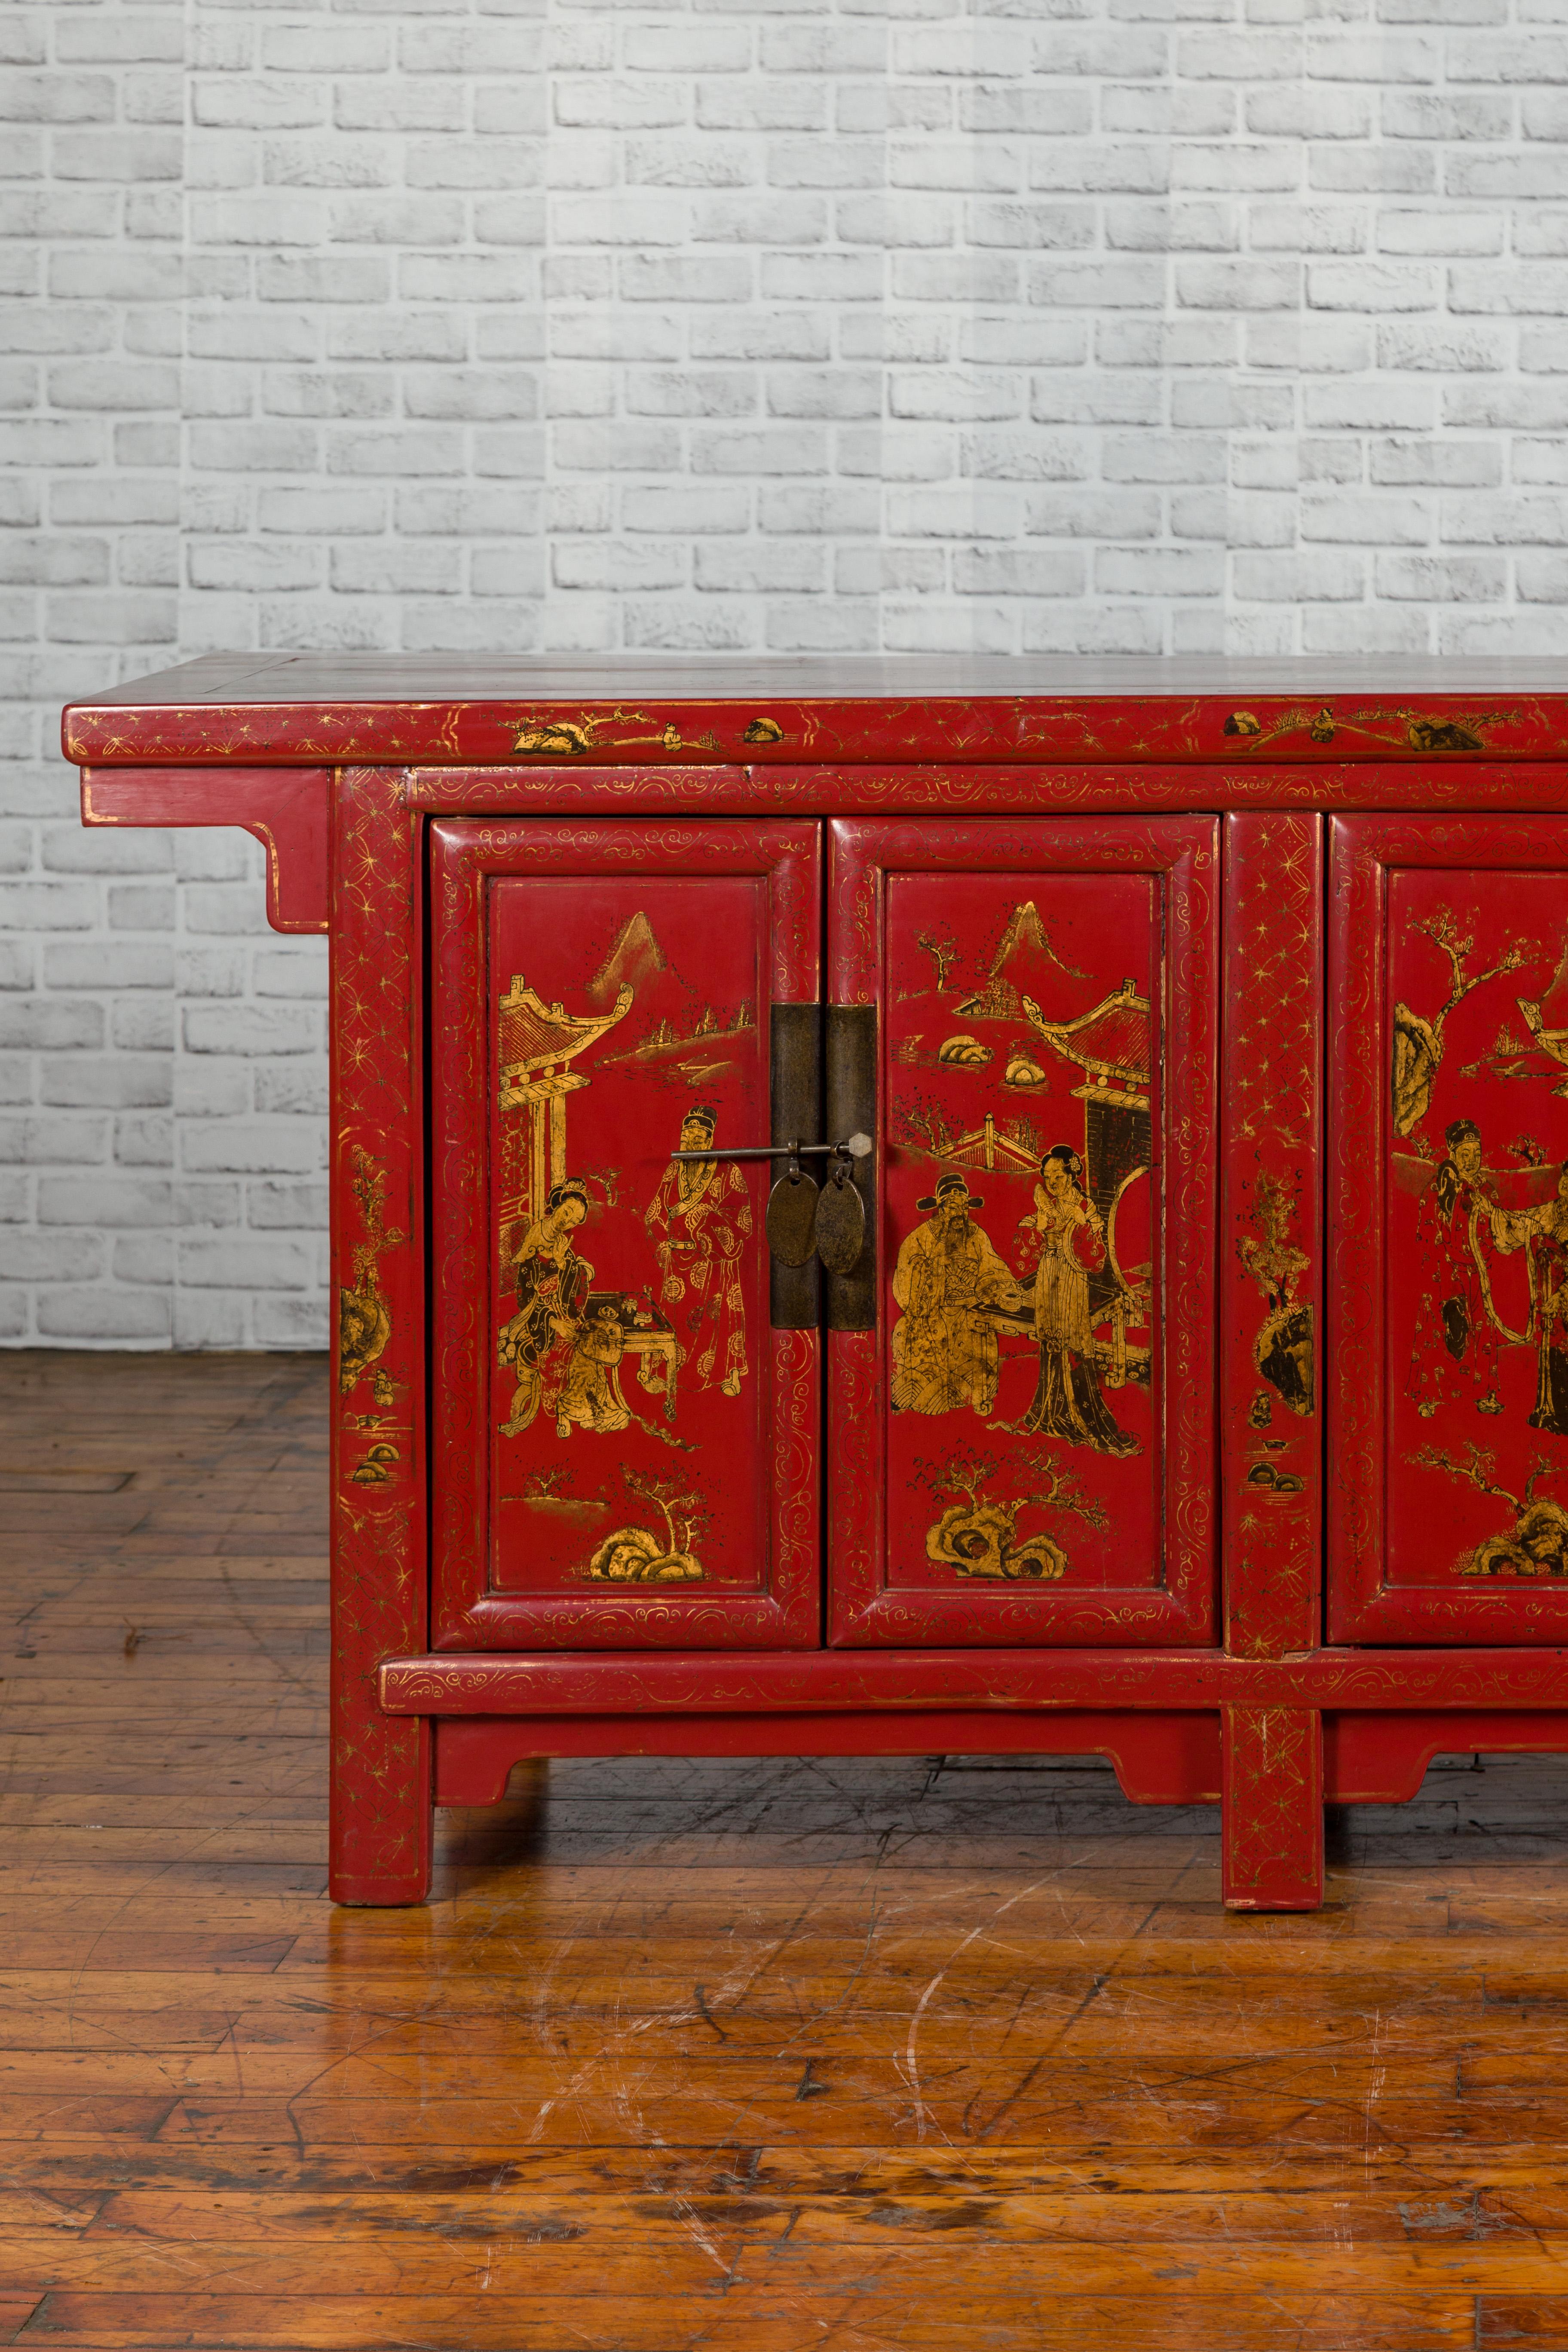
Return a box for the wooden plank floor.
[3,1354,1568,2349]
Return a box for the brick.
[45,942,173,992]
[965,427,1093,477]
[1379,324,1510,373]
[628,370,758,419]
[886,485,1033,539]
[969,202,1095,251]
[1450,264,1568,315]
[691,426,828,475]
[893,255,1021,303]
[109,1111,179,1172]
[619,254,753,305]
[760,253,883,303]
[0,74,116,123]
[177,1231,315,1291]
[1378,209,1504,256]
[1248,87,1376,138]
[0,881,98,932]
[1513,439,1568,483]
[1375,552,1508,599]
[956,547,1087,596]
[2,1242,84,1314]
[37,1287,170,1341]
[1440,493,1568,542]
[248,1179,330,1228]
[1308,260,1440,312]
[1371,438,1503,487]
[1304,381,1438,429]
[41,1056,172,1110]
[1232,550,1369,600]
[1515,211,1568,258]
[0,998,103,1051]
[181,1121,325,1175]
[758,484,879,534]
[254,1294,329,1346]
[1302,490,1434,543]
[1449,32,1568,77]
[690,313,830,361]
[1447,153,1568,200]
[623,485,750,533]
[0,1114,109,1167]
[836,86,951,138]
[1446,383,1568,427]
[1174,144,1301,194]
[112,998,174,1052]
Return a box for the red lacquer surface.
[379,1644,1568,1713]
[1222,814,1323,1657]
[82,766,329,933]
[1222,1705,1324,1910]
[826,816,1219,1648]
[329,769,429,1905]
[410,761,1568,819]
[1330,817,1568,1644]
[429,819,821,1651]
[61,649,1568,769]
[432,1710,1222,1806]
[64,658,1568,1917]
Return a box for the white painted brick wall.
[5,0,1568,1343]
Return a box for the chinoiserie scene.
[10,1,1568,2343]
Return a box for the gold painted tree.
[913,1443,1108,1582]
[1393,909,1532,1137]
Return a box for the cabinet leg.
[1222,1705,1324,1911]
[330,1712,432,1906]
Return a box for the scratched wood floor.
[4,1354,1568,2349]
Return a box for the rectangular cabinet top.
[64,649,1568,768]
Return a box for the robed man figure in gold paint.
[890,1172,1021,1418]
[645,1104,752,1396]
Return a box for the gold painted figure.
[1409,1120,1507,1419]
[557,1298,641,1438]
[1239,1176,1315,1419]
[644,1105,751,1396]
[498,1178,592,1436]
[890,1173,1022,1418]
[1017,1146,1139,1455]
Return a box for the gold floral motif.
[914,1442,1106,1583]
[510,708,722,759]
[1223,703,1512,756]
[585,1466,708,1583]
[1412,1439,1568,1577]
[1392,905,1534,1138]
[338,1144,404,1396]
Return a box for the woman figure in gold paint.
[1017,1146,1138,1456]
[1527,1167,1568,1437]
[644,1105,751,1396]
[1492,1161,1568,1438]
[498,1178,591,1436]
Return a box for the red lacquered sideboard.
[63,653,1568,1910]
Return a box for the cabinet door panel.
[1329,815,1568,1643]
[430,818,821,1651]
[827,817,1219,1648]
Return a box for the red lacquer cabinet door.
[429,819,821,1650]
[1331,815,1568,1643]
[827,817,1219,1647]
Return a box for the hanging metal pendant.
[765,1169,819,1268]
[814,1166,866,1277]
